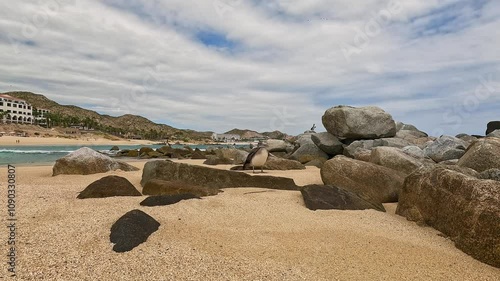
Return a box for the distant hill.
[224,128,287,140]
[4,91,212,140]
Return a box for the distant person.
[311,124,316,131]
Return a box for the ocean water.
[0,144,248,165]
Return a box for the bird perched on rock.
[243,142,269,173]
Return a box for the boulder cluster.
[53,106,499,268]
[311,105,499,268]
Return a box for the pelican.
[243,142,269,173]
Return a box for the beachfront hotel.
[0,94,33,124]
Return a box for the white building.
[34,108,50,125]
[0,94,33,124]
[211,133,241,142]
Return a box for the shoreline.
[0,136,255,147]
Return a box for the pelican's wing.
[243,147,259,169]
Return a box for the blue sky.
[0,0,499,135]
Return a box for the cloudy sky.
[1,0,499,136]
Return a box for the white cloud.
[0,0,499,136]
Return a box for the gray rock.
[53,147,139,176]
[290,143,329,163]
[487,129,500,138]
[266,139,293,153]
[486,121,500,135]
[141,160,298,191]
[295,133,315,146]
[77,176,141,199]
[456,134,478,143]
[402,146,425,159]
[311,132,343,155]
[478,169,500,181]
[321,156,406,204]
[370,147,424,175]
[215,148,249,164]
[396,166,500,268]
[301,185,385,212]
[110,146,120,151]
[458,138,500,172]
[343,140,374,158]
[110,210,160,253]
[423,136,468,162]
[263,157,306,170]
[322,105,396,139]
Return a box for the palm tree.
[0,111,7,124]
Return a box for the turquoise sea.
[0,144,247,166]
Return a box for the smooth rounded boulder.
[369,147,424,175]
[321,156,405,204]
[53,147,139,176]
[322,105,396,139]
[457,137,500,172]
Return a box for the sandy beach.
[1,159,498,280]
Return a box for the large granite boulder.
[214,148,249,164]
[110,210,160,253]
[322,105,396,139]
[266,139,292,153]
[486,121,500,135]
[487,129,500,138]
[369,147,424,175]
[141,160,298,190]
[263,157,306,170]
[140,194,200,207]
[301,185,385,212]
[423,135,468,162]
[142,179,220,197]
[77,176,142,199]
[290,143,329,163]
[53,147,139,176]
[457,137,500,172]
[396,166,500,268]
[311,132,343,155]
[321,156,405,204]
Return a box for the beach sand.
[0,135,155,147]
[1,160,499,280]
